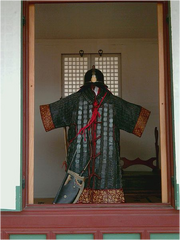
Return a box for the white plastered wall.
[1,1,21,210]
[34,38,159,198]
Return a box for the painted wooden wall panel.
[10,235,46,239]
[150,233,179,239]
[56,234,94,239]
[103,233,140,239]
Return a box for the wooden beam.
[28,3,35,204]
[157,3,168,203]
[28,0,166,3]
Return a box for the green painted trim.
[1,208,17,212]
[103,233,140,239]
[150,233,180,239]
[10,234,47,239]
[56,234,94,239]
[16,186,22,211]
[168,1,180,210]
[175,183,179,209]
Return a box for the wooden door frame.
[23,0,175,208]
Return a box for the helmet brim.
[81,81,108,88]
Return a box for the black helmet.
[83,65,106,87]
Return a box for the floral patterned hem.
[77,188,125,204]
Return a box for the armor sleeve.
[114,97,150,137]
[40,92,79,132]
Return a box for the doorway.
[30,2,162,204]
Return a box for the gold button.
[64,195,67,198]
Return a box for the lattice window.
[62,54,120,97]
[93,55,120,96]
[62,56,89,97]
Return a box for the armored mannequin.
[40,67,150,203]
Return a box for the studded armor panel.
[40,86,150,199]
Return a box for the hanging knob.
[79,50,84,57]
[98,49,103,57]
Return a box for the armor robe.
[40,86,150,203]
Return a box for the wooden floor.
[34,171,161,204]
[34,198,54,204]
[124,194,161,203]
[34,194,161,204]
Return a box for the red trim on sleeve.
[40,104,55,132]
[133,107,151,137]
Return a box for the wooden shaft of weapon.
[64,127,68,156]
[154,127,159,169]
